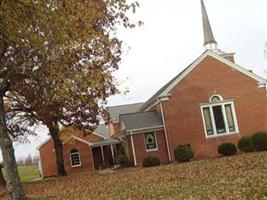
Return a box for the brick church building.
[38,0,267,177]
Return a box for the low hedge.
[252,132,267,151]
[218,143,237,156]
[142,157,160,167]
[174,145,194,162]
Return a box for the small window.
[144,132,157,151]
[70,149,81,167]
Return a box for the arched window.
[200,94,239,138]
[70,149,81,167]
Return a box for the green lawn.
[3,165,40,183]
[18,165,40,182]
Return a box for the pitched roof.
[60,127,104,143]
[37,126,107,150]
[139,50,267,111]
[94,124,110,138]
[120,111,163,131]
[107,102,144,123]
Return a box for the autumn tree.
[0,1,56,198]
[7,0,140,177]
[1,0,140,197]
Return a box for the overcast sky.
[11,0,267,159]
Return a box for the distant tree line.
[16,154,39,166]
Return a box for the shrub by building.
[174,145,194,162]
[142,157,160,167]
[115,154,130,168]
[252,132,267,151]
[218,143,237,156]
[238,136,254,153]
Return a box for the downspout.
[130,131,137,166]
[159,101,172,162]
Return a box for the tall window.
[201,95,239,138]
[144,132,158,151]
[70,149,81,167]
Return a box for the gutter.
[125,125,164,134]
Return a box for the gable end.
[141,50,267,111]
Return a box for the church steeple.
[200,0,235,62]
[201,0,217,50]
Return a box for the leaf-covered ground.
[0,152,267,200]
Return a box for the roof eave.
[125,125,164,134]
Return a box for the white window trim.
[209,94,223,102]
[144,132,159,152]
[200,100,239,138]
[70,151,82,167]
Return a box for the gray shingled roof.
[120,111,163,130]
[107,102,144,123]
[94,124,110,137]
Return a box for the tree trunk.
[49,123,67,176]
[0,94,26,199]
[0,164,6,186]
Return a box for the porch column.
[90,147,95,170]
[101,145,105,166]
[110,144,115,164]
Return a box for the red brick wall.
[63,139,93,175]
[161,55,267,159]
[127,130,169,166]
[39,139,57,177]
[39,138,94,177]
